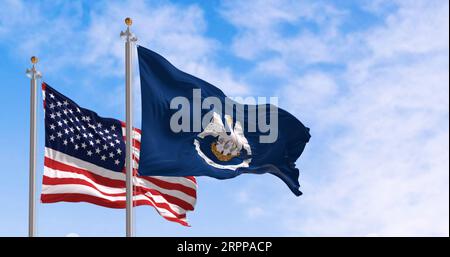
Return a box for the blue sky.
[0,0,448,236]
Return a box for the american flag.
[40,82,196,226]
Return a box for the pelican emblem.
[194,112,252,170]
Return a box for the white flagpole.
[26,56,41,237]
[121,17,137,237]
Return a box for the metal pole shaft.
[121,17,137,237]
[125,27,134,238]
[28,64,38,237]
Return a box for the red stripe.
[45,157,124,187]
[120,123,142,133]
[185,176,197,184]
[43,175,194,211]
[44,158,195,210]
[42,82,47,109]
[40,193,188,226]
[134,186,194,211]
[42,167,194,211]
[162,216,190,227]
[133,139,141,149]
[43,176,123,197]
[45,156,195,199]
[45,156,195,197]
[41,180,188,220]
[122,138,141,150]
[139,176,197,198]
[121,122,142,134]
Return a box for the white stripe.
[41,184,180,219]
[122,127,142,142]
[137,176,196,206]
[44,167,124,194]
[43,164,195,209]
[45,148,196,205]
[133,130,141,142]
[132,148,140,159]
[150,176,196,187]
[42,178,187,217]
[45,147,124,180]
[45,147,197,190]
[42,175,187,215]
[132,160,139,169]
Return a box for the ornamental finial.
[31,56,38,64]
[120,18,137,42]
[125,17,132,26]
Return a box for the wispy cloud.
[223,0,449,236]
[220,0,346,65]
[0,0,249,102]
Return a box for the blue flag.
[137,45,310,196]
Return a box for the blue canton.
[43,83,126,172]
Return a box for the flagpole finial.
[120,18,137,42]
[125,17,132,26]
[31,56,38,64]
[26,56,42,79]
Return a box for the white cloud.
[82,1,215,74]
[291,56,449,236]
[280,72,337,114]
[221,0,345,64]
[246,207,265,219]
[0,0,249,96]
[224,0,449,236]
[0,1,86,73]
[80,0,249,95]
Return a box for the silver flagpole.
[121,17,137,237]
[26,56,41,237]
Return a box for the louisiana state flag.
[137,45,311,196]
